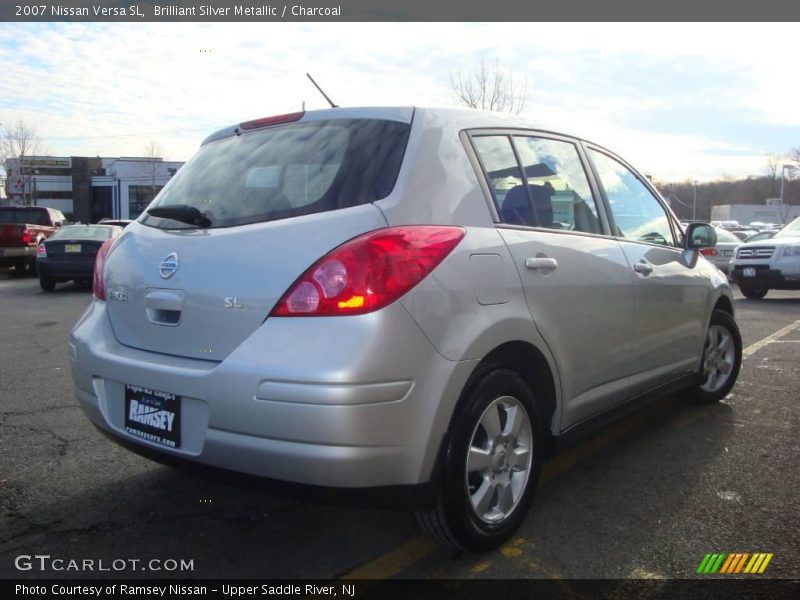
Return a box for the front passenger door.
[586,148,707,394]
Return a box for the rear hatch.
[103,114,411,361]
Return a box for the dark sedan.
[36,224,122,291]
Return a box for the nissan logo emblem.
[159,253,180,279]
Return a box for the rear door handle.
[633,262,653,275]
[525,257,558,270]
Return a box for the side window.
[513,136,602,233]
[471,136,530,224]
[588,149,676,246]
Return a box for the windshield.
[50,225,118,241]
[773,218,800,239]
[140,118,410,229]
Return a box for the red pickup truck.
[0,206,66,274]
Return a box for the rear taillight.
[21,229,30,245]
[700,248,717,256]
[37,243,46,257]
[92,239,115,300]
[271,226,465,317]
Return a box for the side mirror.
[685,223,716,250]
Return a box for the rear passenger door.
[469,132,636,430]
[585,147,707,394]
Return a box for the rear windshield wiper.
[146,204,212,228]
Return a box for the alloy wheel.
[465,396,533,524]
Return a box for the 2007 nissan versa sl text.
[69,107,742,551]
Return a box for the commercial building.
[710,202,800,226]
[3,155,184,222]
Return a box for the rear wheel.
[689,310,742,404]
[39,276,56,292]
[739,284,767,300]
[415,369,542,551]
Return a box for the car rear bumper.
[37,257,95,279]
[69,300,477,492]
[0,246,34,266]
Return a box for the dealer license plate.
[124,384,181,448]
[65,244,81,253]
[742,267,756,278]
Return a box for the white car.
[729,217,800,299]
[700,227,740,274]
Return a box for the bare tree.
[765,154,780,197]
[1,118,49,205]
[141,140,164,199]
[450,59,527,114]
[791,147,800,169]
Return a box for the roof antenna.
[306,73,338,108]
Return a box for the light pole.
[692,181,698,221]
[780,164,797,224]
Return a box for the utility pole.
[779,165,795,224]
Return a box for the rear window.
[50,225,119,241]
[0,208,51,225]
[140,118,410,229]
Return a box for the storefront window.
[129,185,163,219]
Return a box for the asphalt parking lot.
[0,271,798,581]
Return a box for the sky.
[1,22,799,182]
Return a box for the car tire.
[39,276,56,292]
[689,310,742,404]
[26,257,38,276]
[739,284,768,300]
[415,368,542,551]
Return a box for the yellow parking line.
[468,561,491,575]
[339,535,437,580]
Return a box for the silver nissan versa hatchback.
[70,107,742,551]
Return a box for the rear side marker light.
[271,226,465,317]
[700,248,717,256]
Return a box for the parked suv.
[729,217,800,299]
[70,107,741,551]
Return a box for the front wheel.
[739,284,767,300]
[689,310,742,404]
[415,369,542,551]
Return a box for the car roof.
[201,106,584,147]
